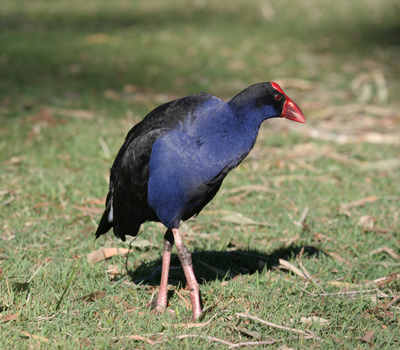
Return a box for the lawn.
[1,0,400,348]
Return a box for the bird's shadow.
[125,244,320,287]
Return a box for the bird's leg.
[150,230,174,312]
[172,228,202,320]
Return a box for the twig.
[135,332,319,348]
[235,313,322,341]
[200,313,218,327]
[293,207,309,226]
[153,334,234,346]
[365,273,400,287]
[299,280,309,298]
[298,262,312,280]
[299,287,389,298]
[278,259,308,280]
[35,314,58,321]
[147,289,157,306]
[229,339,277,348]
[28,259,52,283]
[387,294,400,307]
[229,335,318,349]
[364,247,399,260]
[174,288,191,311]
[299,262,326,296]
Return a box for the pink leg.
[151,230,174,312]
[172,228,202,320]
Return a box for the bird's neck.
[227,100,266,142]
[227,98,267,130]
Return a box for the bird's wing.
[96,92,217,240]
[95,128,168,241]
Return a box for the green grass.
[1,0,400,348]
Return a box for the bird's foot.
[146,295,165,309]
[149,305,166,315]
[147,301,176,317]
[146,292,170,315]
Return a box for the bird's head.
[269,82,306,124]
[229,82,306,124]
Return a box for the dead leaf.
[358,215,374,229]
[366,307,395,321]
[339,196,378,214]
[324,251,352,267]
[299,316,329,326]
[327,281,356,289]
[382,309,395,319]
[2,313,18,322]
[16,330,48,342]
[331,334,343,344]
[119,335,154,345]
[360,329,374,343]
[87,248,130,263]
[76,291,106,302]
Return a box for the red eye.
[275,94,282,100]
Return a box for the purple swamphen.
[95,82,306,320]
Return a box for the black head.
[229,82,306,123]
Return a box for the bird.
[95,82,306,320]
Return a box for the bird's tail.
[95,202,113,239]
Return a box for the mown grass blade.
[55,258,81,311]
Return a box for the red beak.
[271,82,306,124]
